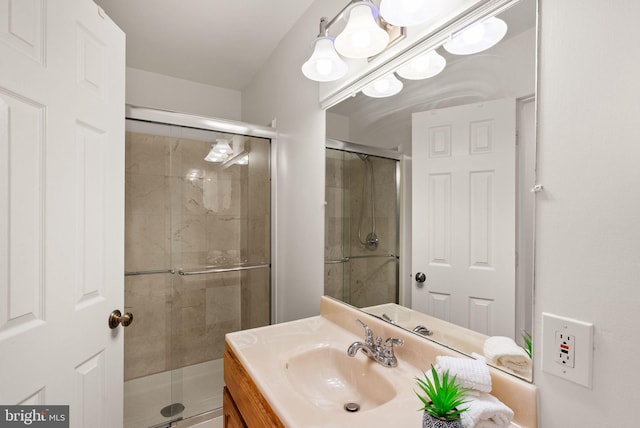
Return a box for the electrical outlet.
[554,331,575,368]
[542,312,594,388]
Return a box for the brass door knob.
[109,309,134,329]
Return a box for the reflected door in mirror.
[411,98,516,338]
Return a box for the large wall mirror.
[324,0,537,382]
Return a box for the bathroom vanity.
[223,297,537,427]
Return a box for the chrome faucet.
[347,319,404,368]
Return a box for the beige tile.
[125,132,172,176]
[125,212,171,272]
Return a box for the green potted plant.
[521,330,532,359]
[415,365,469,428]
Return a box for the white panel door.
[411,98,516,338]
[0,1,125,427]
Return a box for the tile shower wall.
[348,156,397,307]
[324,150,398,307]
[124,130,270,381]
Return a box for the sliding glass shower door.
[123,117,271,428]
[325,147,399,308]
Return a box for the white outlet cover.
[542,312,594,388]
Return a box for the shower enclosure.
[123,108,272,428]
[324,141,399,308]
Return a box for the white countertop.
[225,297,537,427]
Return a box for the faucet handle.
[356,319,374,344]
[383,337,404,355]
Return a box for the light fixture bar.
[319,0,524,109]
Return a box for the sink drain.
[343,402,360,413]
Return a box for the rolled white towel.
[460,392,514,428]
[483,336,532,373]
[435,355,492,393]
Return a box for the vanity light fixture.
[334,1,390,59]
[443,16,508,55]
[302,0,404,83]
[396,49,446,80]
[379,0,441,27]
[302,18,348,82]
[362,73,403,98]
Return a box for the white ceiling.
[93,0,316,91]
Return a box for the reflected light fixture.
[396,49,446,80]
[236,155,249,166]
[213,139,233,154]
[205,139,233,162]
[444,16,508,55]
[379,0,440,27]
[302,18,348,82]
[334,1,390,59]
[362,73,403,98]
[204,145,228,163]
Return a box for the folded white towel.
[483,336,532,373]
[435,356,492,393]
[460,392,514,428]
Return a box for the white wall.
[242,0,347,322]
[535,0,640,424]
[126,67,242,120]
[326,112,350,141]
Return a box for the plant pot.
[422,412,464,428]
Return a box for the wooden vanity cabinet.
[223,344,284,428]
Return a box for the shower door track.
[178,264,270,276]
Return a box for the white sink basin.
[284,344,397,412]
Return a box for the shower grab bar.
[324,254,398,264]
[177,264,270,276]
[124,269,175,276]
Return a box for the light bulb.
[335,3,390,59]
[396,50,446,80]
[302,37,348,82]
[362,73,403,98]
[374,79,390,93]
[443,16,508,55]
[462,22,486,44]
[380,0,441,27]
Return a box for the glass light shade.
[334,3,390,59]
[213,139,233,154]
[362,73,403,98]
[380,0,441,27]
[301,37,348,82]
[236,155,249,165]
[205,145,228,162]
[443,17,508,55]
[396,50,446,80]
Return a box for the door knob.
[415,272,426,283]
[108,309,134,329]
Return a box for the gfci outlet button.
[554,331,575,368]
[542,312,594,388]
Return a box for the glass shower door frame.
[124,105,277,427]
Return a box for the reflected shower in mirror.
[324,0,537,382]
[324,143,400,308]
